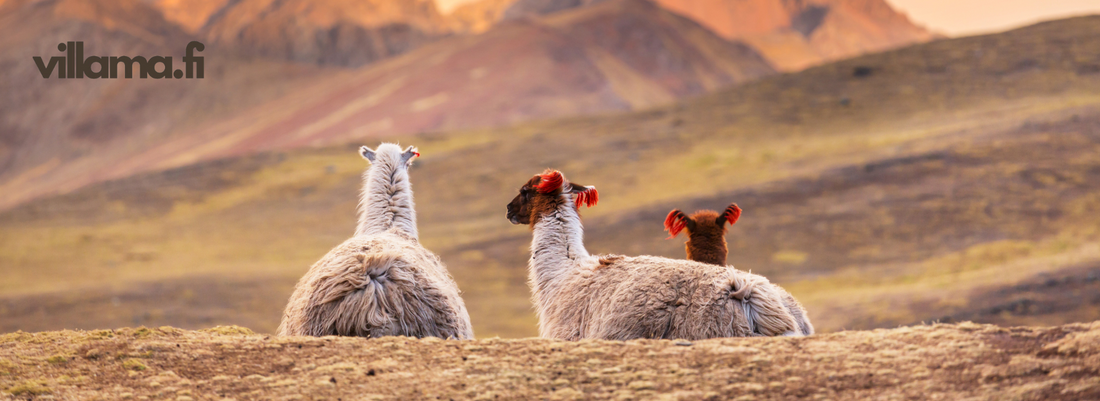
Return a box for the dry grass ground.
[1,16,1099,337]
[2,321,1100,400]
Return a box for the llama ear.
[570,185,598,208]
[716,203,742,226]
[400,146,420,165]
[536,170,564,194]
[360,146,376,162]
[664,210,694,239]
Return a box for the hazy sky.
[884,0,1100,36]
[435,0,1100,37]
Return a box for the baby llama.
[506,169,805,340]
[665,204,814,335]
[277,144,473,339]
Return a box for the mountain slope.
[0,0,332,211]
[479,0,938,71]
[0,16,1097,337]
[0,0,774,211]
[201,0,452,66]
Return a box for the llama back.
[544,255,798,340]
[278,229,473,339]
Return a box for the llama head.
[360,143,419,167]
[665,203,741,265]
[506,169,598,226]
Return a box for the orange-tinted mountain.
[0,0,331,209]
[465,0,937,71]
[101,0,774,174]
[651,0,938,70]
[201,0,452,66]
[445,0,514,33]
[152,0,231,33]
[0,0,773,210]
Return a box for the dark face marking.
[506,171,596,227]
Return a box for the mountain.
[1,16,1097,336]
[444,0,514,33]
[0,0,774,210]
[466,0,937,71]
[651,0,938,70]
[201,0,453,66]
[0,0,332,210]
[152,0,231,33]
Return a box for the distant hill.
[152,0,231,33]
[652,0,938,70]
[0,0,775,210]
[0,0,332,211]
[463,0,937,71]
[201,0,452,67]
[444,0,514,33]
[1,16,1097,337]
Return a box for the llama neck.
[528,198,590,295]
[354,162,417,239]
[686,238,728,266]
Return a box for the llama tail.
[728,273,803,337]
[302,251,403,337]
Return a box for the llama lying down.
[666,204,814,336]
[277,144,473,339]
[506,170,805,340]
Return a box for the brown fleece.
[682,210,729,266]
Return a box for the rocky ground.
[2,321,1099,400]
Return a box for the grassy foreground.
[2,321,1100,400]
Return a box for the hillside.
[0,0,775,210]
[469,0,937,70]
[202,0,451,67]
[0,0,335,212]
[653,0,939,70]
[0,15,1097,337]
[2,322,1100,399]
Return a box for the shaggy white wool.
[527,192,804,340]
[355,143,419,239]
[278,143,473,339]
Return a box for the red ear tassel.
[664,210,687,239]
[574,187,599,208]
[537,170,564,194]
[723,204,742,226]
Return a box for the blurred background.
[1,0,1099,337]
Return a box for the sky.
[884,0,1100,36]
[435,0,1100,37]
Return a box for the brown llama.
[665,204,814,335]
[506,170,804,340]
[277,143,473,339]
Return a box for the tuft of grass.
[45,355,68,364]
[0,358,16,375]
[122,359,147,371]
[6,380,51,396]
[200,325,255,336]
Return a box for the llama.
[663,204,743,266]
[665,204,815,336]
[506,170,805,340]
[277,144,473,339]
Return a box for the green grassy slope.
[1,16,1099,337]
